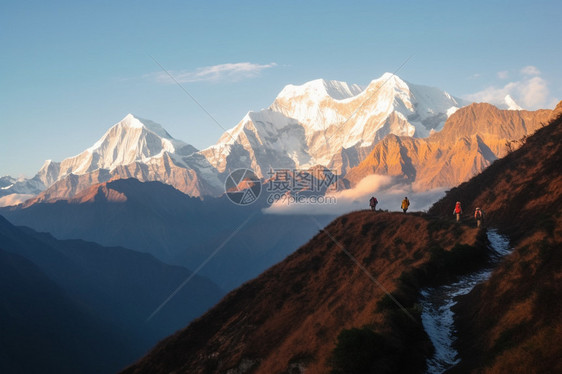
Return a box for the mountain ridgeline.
[3,73,542,207]
[122,105,562,373]
[0,178,336,291]
[343,103,552,190]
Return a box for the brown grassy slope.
[429,105,562,373]
[121,211,480,374]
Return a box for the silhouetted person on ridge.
[474,207,484,227]
[453,201,463,222]
[401,197,410,213]
[369,196,378,211]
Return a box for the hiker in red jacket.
[453,201,462,222]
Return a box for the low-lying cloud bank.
[263,174,447,215]
[0,193,34,208]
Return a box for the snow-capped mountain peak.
[120,113,144,128]
[276,79,364,102]
[117,113,177,139]
[269,73,469,154]
[86,114,197,163]
[504,95,523,110]
[372,72,410,91]
[201,109,310,176]
[25,115,200,198]
[199,73,472,179]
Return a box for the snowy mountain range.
[0,73,536,206]
[202,74,468,179]
[25,114,223,202]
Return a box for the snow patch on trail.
[420,229,511,373]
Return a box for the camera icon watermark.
[224,168,262,206]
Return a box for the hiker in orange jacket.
[401,197,410,213]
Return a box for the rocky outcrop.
[344,103,555,191]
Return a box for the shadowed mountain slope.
[0,215,224,372]
[0,248,134,374]
[1,178,336,291]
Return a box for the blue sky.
[1,0,561,177]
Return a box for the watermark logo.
[265,168,338,194]
[225,168,262,205]
[225,168,340,206]
[267,193,337,205]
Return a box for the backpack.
[475,210,482,219]
[455,202,462,214]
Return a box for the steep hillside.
[122,211,484,374]
[428,103,562,372]
[344,103,553,191]
[429,102,562,228]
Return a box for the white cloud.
[466,66,555,110]
[147,62,277,83]
[517,76,550,108]
[263,174,446,216]
[520,65,541,76]
[497,70,509,79]
[0,193,34,207]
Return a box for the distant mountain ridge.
[3,74,552,206]
[1,178,336,290]
[205,74,467,179]
[0,247,128,374]
[31,114,221,200]
[0,214,224,372]
[343,103,555,190]
[40,113,197,185]
[1,73,470,204]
